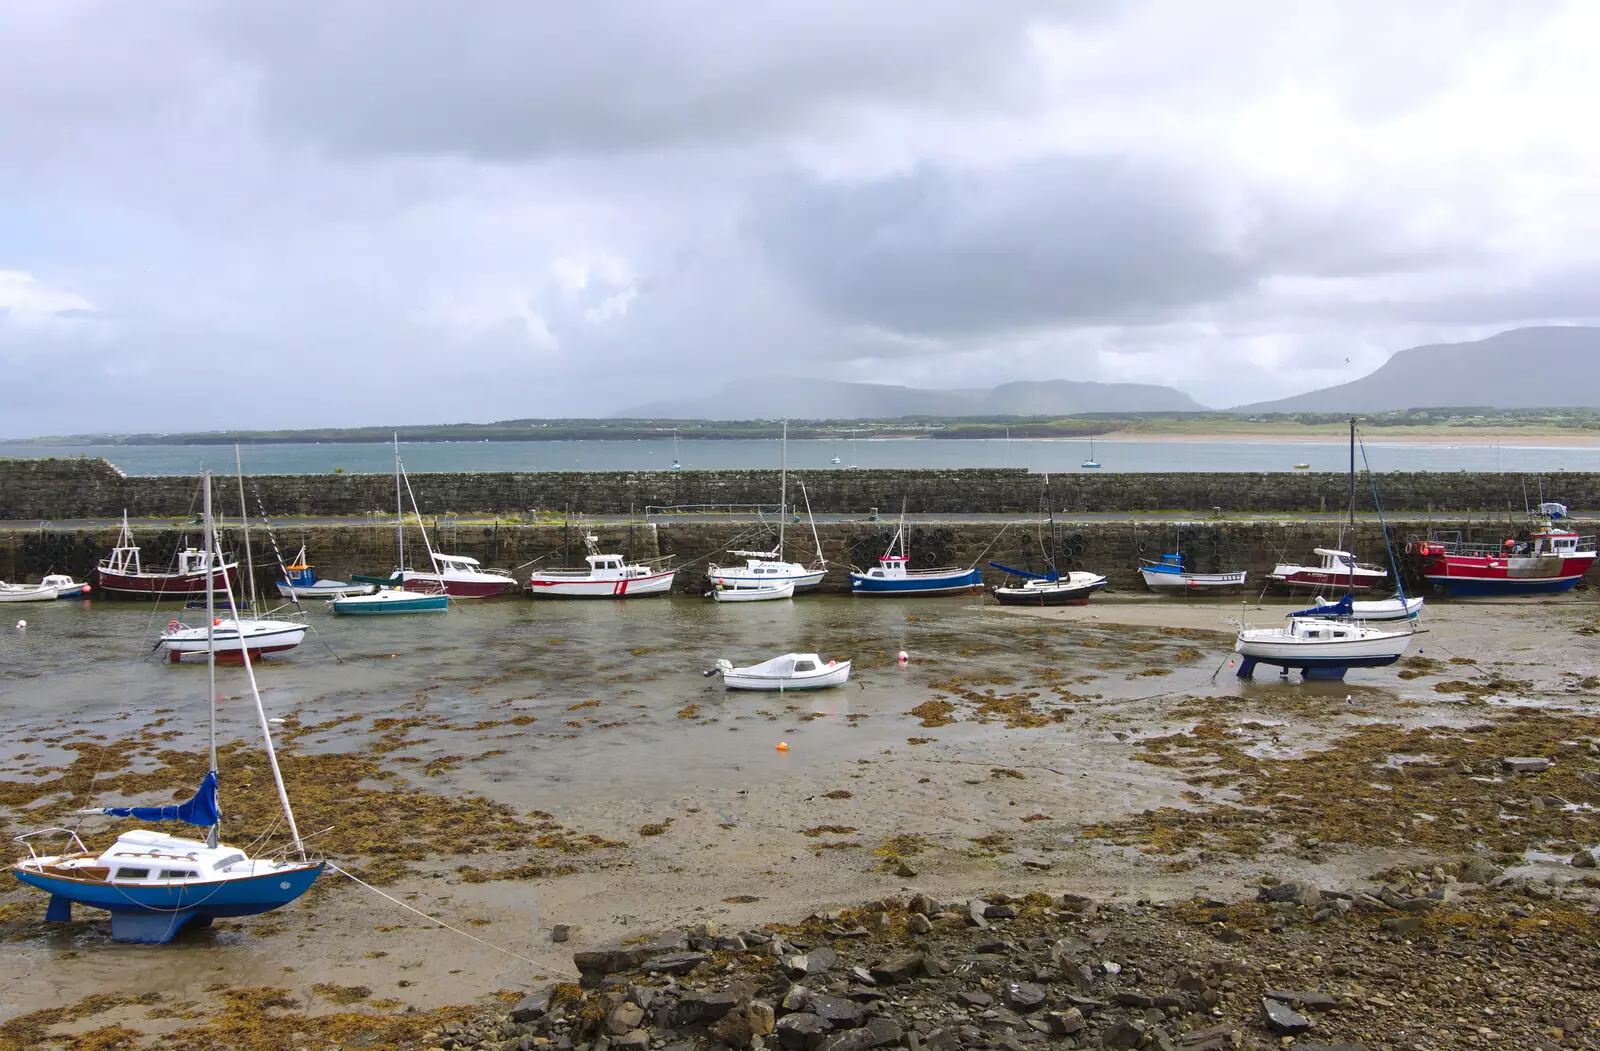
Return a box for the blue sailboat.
[11,471,324,943]
[850,513,983,596]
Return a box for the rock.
[1103,1020,1147,1049]
[610,1031,649,1050]
[894,861,919,878]
[776,1012,833,1050]
[783,945,840,978]
[1572,849,1597,869]
[983,902,1018,920]
[907,913,933,935]
[1044,1008,1085,1036]
[1001,982,1046,1012]
[626,986,655,1011]
[1114,991,1156,1008]
[510,991,551,1023]
[908,893,935,915]
[965,900,989,928]
[955,989,992,1007]
[1291,1045,1368,1051]
[604,1002,645,1036]
[782,985,812,1012]
[551,923,573,943]
[861,1017,902,1048]
[1261,997,1311,1034]
[1258,880,1322,907]
[575,931,689,974]
[1503,757,1552,773]
[1264,989,1339,1012]
[642,952,710,974]
[1176,1025,1242,1051]
[1380,916,1424,936]
[710,1000,776,1049]
[807,994,865,1029]
[868,953,923,984]
[815,1030,877,1051]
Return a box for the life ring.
[166,620,181,633]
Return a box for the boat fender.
[896,650,909,664]
[828,660,837,667]
[167,620,181,633]
[14,620,24,630]
[213,618,222,627]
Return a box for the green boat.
[330,587,448,615]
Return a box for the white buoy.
[14,620,25,630]
[897,650,909,664]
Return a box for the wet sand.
[2,592,1599,1042]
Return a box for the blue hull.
[331,597,448,614]
[1237,653,1401,681]
[13,862,325,943]
[850,569,983,596]
[1426,575,1583,597]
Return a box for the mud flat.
[2,595,1600,1048]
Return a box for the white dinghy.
[710,580,795,602]
[0,581,61,602]
[713,653,852,691]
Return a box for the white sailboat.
[1080,436,1101,470]
[161,448,308,662]
[12,471,324,943]
[707,422,827,591]
[713,653,852,691]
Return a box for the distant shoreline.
[1096,430,1600,447]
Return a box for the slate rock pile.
[422,867,1600,1051]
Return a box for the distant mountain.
[619,378,1205,420]
[1237,327,1600,412]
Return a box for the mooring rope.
[326,861,547,968]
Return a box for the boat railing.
[13,827,90,861]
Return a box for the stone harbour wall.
[1,516,1577,595]
[2,457,1599,519]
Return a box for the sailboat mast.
[801,482,825,568]
[1348,416,1357,593]
[402,460,441,569]
[203,471,219,847]
[778,420,787,558]
[212,518,308,861]
[393,433,405,572]
[234,443,258,610]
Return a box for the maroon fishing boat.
[95,513,237,599]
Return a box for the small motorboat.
[40,574,91,599]
[1291,593,1425,622]
[710,580,795,602]
[713,653,852,691]
[526,535,675,598]
[0,581,61,602]
[1293,463,1312,470]
[851,515,983,596]
[277,547,375,599]
[1270,548,1388,591]
[1234,616,1416,680]
[160,617,309,662]
[330,586,449,615]
[1139,553,1247,592]
[830,456,842,465]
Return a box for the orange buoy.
[775,742,789,752]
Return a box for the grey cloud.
[210,0,1087,159]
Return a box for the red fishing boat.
[95,513,237,599]
[1406,517,1597,596]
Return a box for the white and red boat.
[95,513,237,599]
[1269,548,1387,591]
[160,617,308,662]
[1406,518,1597,596]
[402,553,518,599]
[525,536,675,598]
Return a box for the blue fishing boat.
[330,585,449,615]
[850,515,983,596]
[10,471,324,943]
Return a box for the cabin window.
[794,661,816,672]
[213,854,245,871]
[114,867,150,880]
[160,869,197,880]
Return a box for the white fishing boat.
[707,423,828,591]
[276,547,373,599]
[713,653,852,691]
[1292,593,1425,622]
[1139,554,1247,592]
[11,470,324,943]
[526,535,675,598]
[1234,616,1415,680]
[0,581,61,602]
[710,580,795,602]
[39,574,91,598]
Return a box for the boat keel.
[109,907,204,944]
[1237,657,1351,682]
[46,894,72,922]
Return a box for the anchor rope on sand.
[327,861,547,968]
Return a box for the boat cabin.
[1288,619,1361,641]
[863,555,910,580]
[19,829,254,886]
[584,553,653,580]
[433,554,485,570]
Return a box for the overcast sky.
[5,1,1600,436]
